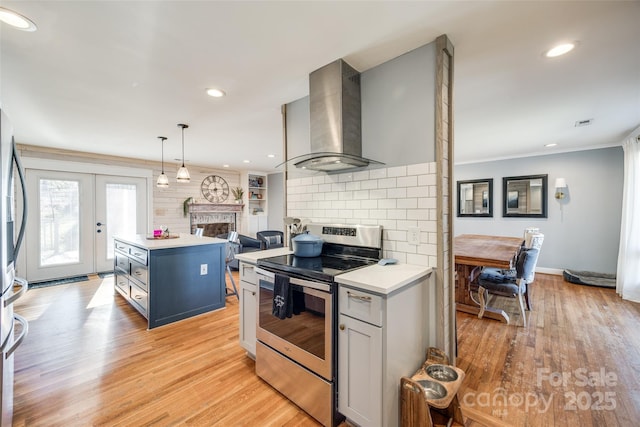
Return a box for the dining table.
[454,234,524,322]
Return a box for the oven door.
[255,267,333,380]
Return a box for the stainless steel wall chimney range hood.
[284,59,383,173]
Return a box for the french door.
[25,170,147,282]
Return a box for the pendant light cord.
[178,123,189,167]
[158,136,167,173]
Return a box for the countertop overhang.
[114,233,227,250]
[336,264,433,295]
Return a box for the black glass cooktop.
[258,254,376,282]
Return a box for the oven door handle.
[255,267,331,293]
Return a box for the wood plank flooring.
[11,272,640,426]
[456,273,640,426]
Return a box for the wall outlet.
[200,264,208,275]
[408,227,421,245]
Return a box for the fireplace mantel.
[188,203,244,213]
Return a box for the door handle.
[97,230,102,233]
[97,222,104,226]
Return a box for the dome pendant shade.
[176,166,191,182]
[157,172,169,188]
[176,123,190,183]
[156,136,169,188]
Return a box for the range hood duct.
[288,59,383,173]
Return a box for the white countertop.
[114,233,227,250]
[235,247,293,263]
[336,264,433,295]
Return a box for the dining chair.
[476,247,540,327]
[224,234,239,300]
[480,232,544,310]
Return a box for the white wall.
[454,147,623,274]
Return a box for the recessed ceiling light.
[544,143,558,148]
[243,160,250,163]
[0,7,37,31]
[206,88,226,98]
[223,164,229,168]
[545,42,576,58]
[267,154,275,158]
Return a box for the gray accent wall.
[267,172,284,232]
[454,147,623,274]
[285,41,436,173]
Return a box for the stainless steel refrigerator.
[0,109,28,426]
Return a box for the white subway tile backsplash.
[378,199,397,209]
[387,187,407,199]
[378,177,397,189]
[408,163,430,175]
[398,198,418,209]
[397,175,418,188]
[361,180,378,190]
[286,162,438,267]
[361,200,378,209]
[387,166,407,177]
[369,168,387,179]
[369,189,388,199]
[352,170,370,181]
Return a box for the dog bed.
[563,269,616,288]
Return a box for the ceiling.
[1,1,639,173]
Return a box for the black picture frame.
[457,178,493,217]
[502,174,548,218]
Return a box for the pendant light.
[156,136,169,188]
[176,123,191,183]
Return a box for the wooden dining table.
[454,234,524,322]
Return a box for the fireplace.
[198,222,232,237]
[188,203,244,236]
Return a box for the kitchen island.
[114,233,227,329]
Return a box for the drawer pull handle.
[133,252,144,257]
[135,295,143,300]
[346,291,372,302]
[135,271,142,276]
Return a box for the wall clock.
[201,175,229,203]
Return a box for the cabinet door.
[338,314,383,427]
[240,281,257,356]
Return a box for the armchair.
[217,232,262,270]
[256,230,285,250]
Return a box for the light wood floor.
[11,272,640,426]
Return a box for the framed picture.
[502,174,548,218]
[507,191,519,209]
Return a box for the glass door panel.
[95,175,147,272]
[26,170,94,281]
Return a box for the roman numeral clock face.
[201,175,229,203]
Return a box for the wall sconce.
[554,178,567,199]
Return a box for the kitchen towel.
[272,273,292,319]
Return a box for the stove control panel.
[322,226,357,237]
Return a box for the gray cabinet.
[338,274,433,427]
[114,238,225,329]
[239,261,257,357]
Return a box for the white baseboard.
[536,267,563,276]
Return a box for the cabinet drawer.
[114,240,130,255]
[240,262,257,284]
[114,273,129,293]
[130,282,148,313]
[115,254,129,273]
[128,246,148,265]
[339,286,383,327]
[130,260,148,289]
